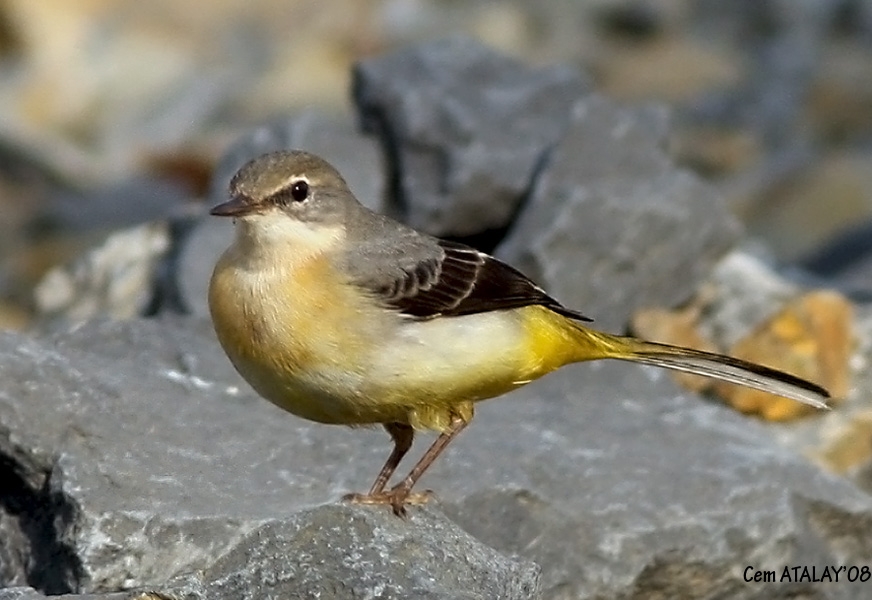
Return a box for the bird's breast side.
[208,251,396,424]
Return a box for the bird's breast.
[208,248,391,423]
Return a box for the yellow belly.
[209,249,583,431]
[209,250,389,424]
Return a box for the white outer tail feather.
[625,352,830,410]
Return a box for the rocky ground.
[2,2,872,600]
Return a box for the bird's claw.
[342,487,434,517]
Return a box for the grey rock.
[0,514,28,589]
[639,249,872,504]
[46,177,190,234]
[688,0,833,147]
[861,0,872,38]
[172,214,233,318]
[0,589,127,600]
[193,505,539,600]
[32,222,171,326]
[2,316,871,599]
[0,589,40,600]
[0,317,536,597]
[442,368,872,600]
[763,302,872,488]
[0,590,47,600]
[498,96,741,330]
[0,505,541,600]
[795,216,872,302]
[827,258,872,302]
[353,35,589,237]
[698,249,799,348]
[178,112,386,317]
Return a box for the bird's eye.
[269,179,310,206]
[290,180,309,202]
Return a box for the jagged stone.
[354,35,588,237]
[498,95,740,330]
[1,316,870,599]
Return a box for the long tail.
[566,324,830,410]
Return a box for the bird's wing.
[343,227,590,321]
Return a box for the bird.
[208,150,830,516]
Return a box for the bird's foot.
[342,487,434,517]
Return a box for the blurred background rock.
[1,0,871,329]
[3,3,872,598]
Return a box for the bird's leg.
[368,422,414,495]
[387,416,468,510]
[345,416,469,516]
[343,422,414,505]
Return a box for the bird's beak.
[210,195,260,217]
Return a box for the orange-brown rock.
[715,290,853,421]
[633,288,853,421]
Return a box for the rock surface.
[3,0,872,329]
[0,590,124,600]
[630,250,872,495]
[32,223,170,325]
[1,316,870,599]
[498,95,741,330]
[187,505,539,600]
[354,36,589,237]
[798,215,872,303]
[0,317,538,598]
[632,250,855,420]
[3,20,872,600]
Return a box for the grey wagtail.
[208,150,830,516]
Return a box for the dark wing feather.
[380,239,591,321]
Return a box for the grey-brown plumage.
[224,150,589,320]
[342,217,591,320]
